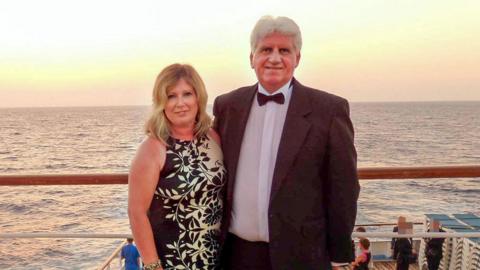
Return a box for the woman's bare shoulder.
[207,128,221,146]
[134,136,167,165]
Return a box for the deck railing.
[97,240,127,270]
[1,165,479,186]
[1,165,479,269]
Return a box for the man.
[213,15,359,270]
[120,238,141,270]
[391,216,407,257]
[425,220,444,270]
[391,217,415,270]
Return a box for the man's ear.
[295,52,301,68]
[250,52,254,68]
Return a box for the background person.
[352,226,367,257]
[391,216,414,270]
[351,238,371,270]
[121,238,141,270]
[425,220,444,270]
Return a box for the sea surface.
[0,102,479,269]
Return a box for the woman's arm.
[128,136,166,267]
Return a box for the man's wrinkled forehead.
[254,32,298,51]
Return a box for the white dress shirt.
[229,80,292,242]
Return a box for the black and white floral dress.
[148,135,226,270]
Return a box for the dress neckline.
[169,135,197,144]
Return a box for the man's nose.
[268,50,281,63]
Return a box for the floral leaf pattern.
[151,135,226,270]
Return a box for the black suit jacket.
[213,78,360,270]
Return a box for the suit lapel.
[270,79,312,203]
[226,85,257,201]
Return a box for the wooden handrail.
[358,165,480,179]
[97,239,127,270]
[0,165,479,186]
[0,173,126,186]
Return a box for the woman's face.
[164,78,198,130]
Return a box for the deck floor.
[373,262,419,270]
[339,262,420,270]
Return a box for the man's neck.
[258,79,292,95]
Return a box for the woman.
[128,63,226,270]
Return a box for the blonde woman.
[128,64,226,270]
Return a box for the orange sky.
[1,0,479,107]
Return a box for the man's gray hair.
[250,15,302,53]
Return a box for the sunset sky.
[1,0,479,107]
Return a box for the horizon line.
[1,99,480,109]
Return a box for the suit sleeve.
[212,96,221,133]
[325,99,360,262]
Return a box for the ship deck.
[373,262,419,270]
[339,261,419,270]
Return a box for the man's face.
[250,32,300,93]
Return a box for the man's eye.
[280,48,290,54]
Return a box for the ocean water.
[0,102,479,269]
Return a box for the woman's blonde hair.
[145,63,211,143]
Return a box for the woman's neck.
[170,126,195,140]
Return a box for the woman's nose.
[177,97,185,105]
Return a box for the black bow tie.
[257,92,285,106]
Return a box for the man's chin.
[261,79,288,91]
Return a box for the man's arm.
[325,99,360,262]
[212,96,222,132]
